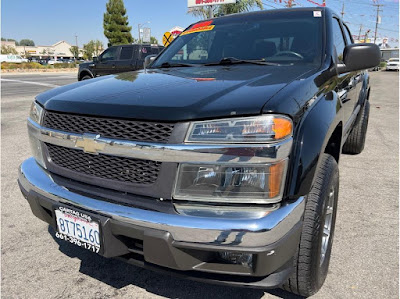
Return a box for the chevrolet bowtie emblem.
[75,134,105,154]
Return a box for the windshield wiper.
[205,57,280,66]
[156,62,196,68]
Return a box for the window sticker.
[313,11,322,17]
[181,21,215,36]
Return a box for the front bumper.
[386,65,399,70]
[18,157,304,288]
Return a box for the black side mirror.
[337,43,381,74]
[93,56,99,63]
[144,55,157,69]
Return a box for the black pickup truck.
[19,8,379,297]
[77,44,164,80]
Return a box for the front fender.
[286,91,343,198]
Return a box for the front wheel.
[81,75,93,80]
[282,154,339,297]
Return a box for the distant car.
[48,59,63,65]
[386,58,399,71]
[78,44,164,80]
[0,54,26,63]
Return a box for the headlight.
[173,159,288,204]
[29,101,44,124]
[185,115,292,143]
[28,101,46,168]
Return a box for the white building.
[2,40,83,59]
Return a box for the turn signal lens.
[186,115,292,143]
[272,118,293,140]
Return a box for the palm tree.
[188,0,263,19]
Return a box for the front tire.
[282,154,339,297]
[81,74,93,80]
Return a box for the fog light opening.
[218,252,253,267]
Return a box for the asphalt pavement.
[1,71,398,298]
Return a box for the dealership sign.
[188,0,237,7]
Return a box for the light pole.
[138,21,150,44]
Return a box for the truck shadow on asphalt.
[48,226,303,299]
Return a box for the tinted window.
[332,19,346,62]
[100,47,117,62]
[120,47,133,60]
[139,46,163,59]
[153,12,323,67]
[343,24,353,45]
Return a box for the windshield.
[152,11,323,68]
[389,58,399,62]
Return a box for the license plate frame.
[54,205,102,254]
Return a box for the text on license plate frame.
[54,206,101,251]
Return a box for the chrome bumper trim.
[28,119,293,164]
[19,158,305,247]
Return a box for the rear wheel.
[282,154,339,297]
[342,101,370,154]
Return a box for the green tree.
[103,0,133,46]
[93,40,104,56]
[150,36,158,45]
[1,38,18,45]
[1,45,18,54]
[83,41,95,60]
[70,46,80,59]
[188,0,263,19]
[19,39,35,46]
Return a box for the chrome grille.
[42,111,174,143]
[46,143,161,185]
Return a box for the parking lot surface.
[1,72,398,298]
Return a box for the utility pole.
[209,5,213,18]
[75,34,78,61]
[365,29,371,43]
[341,2,345,19]
[373,3,383,44]
[358,24,363,42]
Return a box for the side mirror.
[93,56,98,63]
[144,55,157,69]
[337,43,381,74]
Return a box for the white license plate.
[55,207,101,253]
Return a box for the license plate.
[54,206,101,253]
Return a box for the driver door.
[95,46,119,76]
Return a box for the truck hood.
[37,65,314,121]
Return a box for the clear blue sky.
[1,0,399,47]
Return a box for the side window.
[100,47,117,62]
[343,24,353,45]
[119,47,134,60]
[332,19,346,62]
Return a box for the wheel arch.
[78,69,94,81]
[286,91,344,199]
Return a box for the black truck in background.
[78,44,164,80]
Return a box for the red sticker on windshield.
[181,21,215,36]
